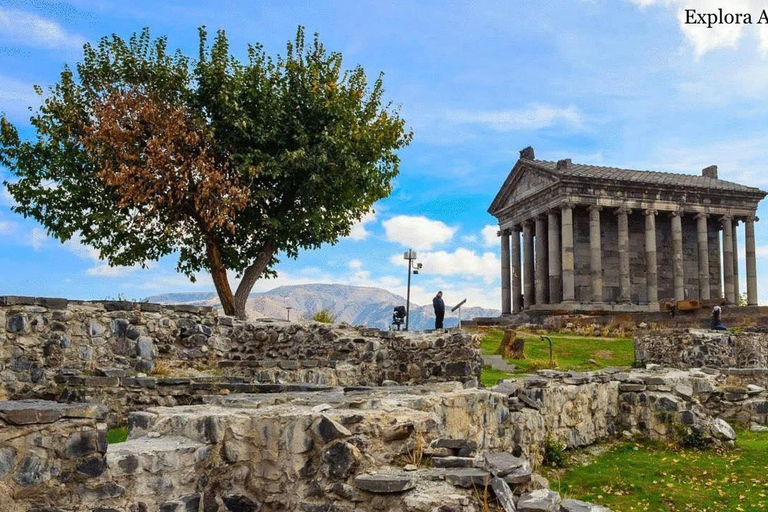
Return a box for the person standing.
[433,291,445,329]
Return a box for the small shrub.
[150,360,173,377]
[543,435,568,468]
[674,424,708,450]
[405,430,429,468]
[312,309,338,324]
[471,479,499,512]
[107,425,129,444]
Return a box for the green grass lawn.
[107,425,129,444]
[480,366,513,387]
[477,328,634,384]
[549,430,768,511]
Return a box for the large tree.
[0,27,411,318]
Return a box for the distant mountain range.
[146,283,500,331]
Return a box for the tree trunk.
[205,238,237,317]
[234,241,275,319]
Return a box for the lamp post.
[403,249,418,331]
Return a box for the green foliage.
[551,430,768,511]
[542,435,568,468]
[738,292,748,307]
[107,425,129,444]
[311,308,338,324]
[0,26,411,316]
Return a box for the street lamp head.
[403,250,417,260]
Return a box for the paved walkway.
[481,354,517,373]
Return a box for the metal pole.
[405,251,412,331]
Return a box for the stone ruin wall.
[0,296,482,425]
[634,328,768,370]
[1,298,763,511]
[0,365,749,512]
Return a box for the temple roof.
[525,158,765,194]
[488,148,767,216]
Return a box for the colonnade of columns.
[499,206,759,314]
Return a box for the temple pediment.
[494,166,559,213]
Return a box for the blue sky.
[3,0,768,308]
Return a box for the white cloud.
[382,215,457,250]
[628,0,768,58]
[0,75,41,124]
[60,232,151,278]
[26,227,47,249]
[0,185,16,207]
[481,224,499,247]
[461,234,478,243]
[390,247,501,284]
[0,7,87,51]
[756,245,768,258]
[63,236,101,261]
[0,219,15,235]
[348,259,363,269]
[446,104,581,131]
[348,210,377,240]
[86,263,145,277]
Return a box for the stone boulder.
[517,489,560,512]
[560,499,612,512]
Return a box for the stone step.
[106,435,211,476]
[482,354,518,373]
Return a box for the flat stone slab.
[106,436,210,476]
[502,459,532,484]
[560,498,613,512]
[444,468,491,488]
[484,451,526,477]
[433,438,476,450]
[354,474,415,493]
[432,456,476,468]
[0,399,107,425]
[517,488,560,512]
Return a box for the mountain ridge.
[146,283,499,330]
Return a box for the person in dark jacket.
[433,291,445,329]
[711,306,728,331]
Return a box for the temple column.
[645,210,659,305]
[732,219,740,302]
[696,213,710,300]
[561,204,576,302]
[710,222,722,299]
[616,207,631,303]
[511,227,523,313]
[589,205,603,303]
[548,210,562,303]
[722,216,735,304]
[671,211,685,301]
[535,215,548,304]
[746,216,758,306]
[500,229,511,315]
[523,220,535,309]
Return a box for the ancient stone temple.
[489,147,767,314]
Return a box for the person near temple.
[433,291,445,329]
